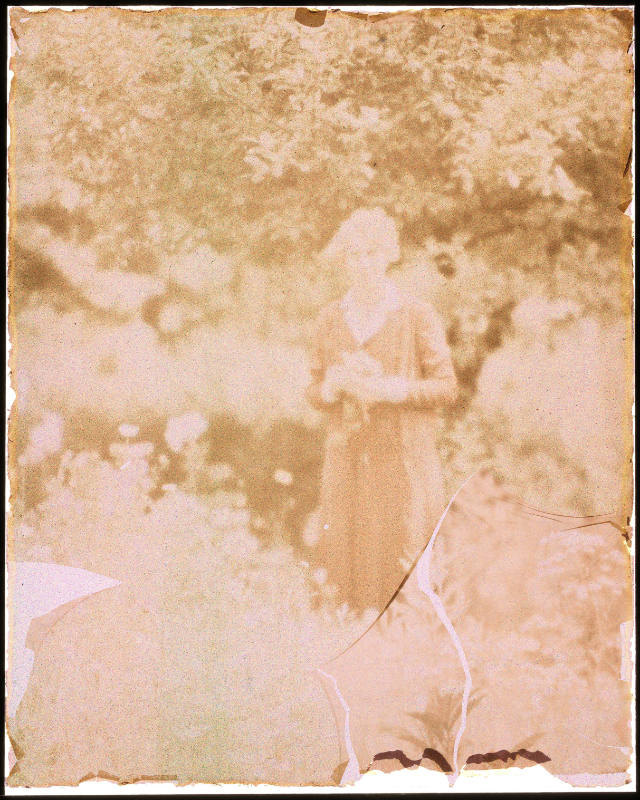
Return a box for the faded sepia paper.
[5,4,634,791]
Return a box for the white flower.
[164,412,208,453]
[273,469,293,486]
[118,423,139,438]
[312,567,328,585]
[19,411,64,465]
[208,462,235,484]
[505,169,521,188]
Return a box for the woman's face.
[344,236,392,291]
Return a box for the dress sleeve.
[406,303,458,408]
[304,307,341,412]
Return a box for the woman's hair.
[321,207,401,266]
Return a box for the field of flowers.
[9,425,377,785]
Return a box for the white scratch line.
[559,724,629,751]
[316,667,361,786]
[416,471,478,783]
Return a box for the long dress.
[316,469,633,786]
[305,288,457,612]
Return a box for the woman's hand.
[322,358,410,406]
[357,375,410,404]
[340,373,410,405]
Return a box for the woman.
[306,207,457,612]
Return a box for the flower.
[164,412,208,453]
[118,423,139,438]
[312,567,328,585]
[208,463,235,484]
[273,469,293,486]
[19,411,64,466]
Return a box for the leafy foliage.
[8,6,633,531]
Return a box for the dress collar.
[341,279,402,346]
